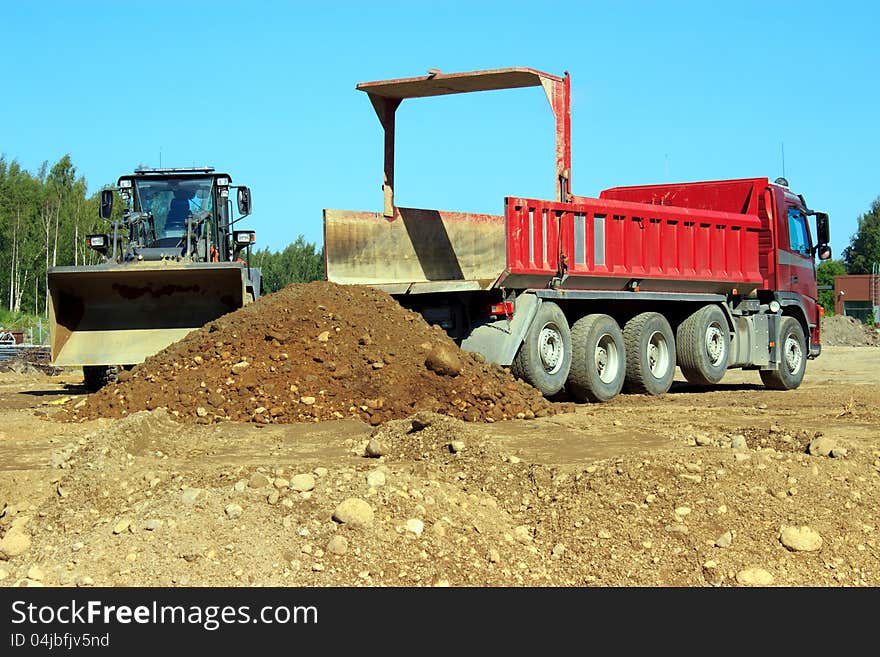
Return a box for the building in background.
[834,264,880,323]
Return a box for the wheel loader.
[48,167,261,390]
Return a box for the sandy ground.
[0,346,878,587]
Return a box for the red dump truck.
[324,68,832,402]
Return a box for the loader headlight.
[86,234,109,254]
[234,230,255,246]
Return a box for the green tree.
[816,258,846,315]
[842,197,880,274]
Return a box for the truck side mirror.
[817,245,832,261]
[815,212,830,245]
[237,186,252,216]
[99,189,114,219]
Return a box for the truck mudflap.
[48,262,247,367]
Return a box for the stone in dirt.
[779,525,823,552]
[449,440,466,453]
[715,531,733,548]
[365,438,386,458]
[332,498,374,528]
[26,566,44,581]
[225,503,243,520]
[405,519,425,536]
[425,344,463,377]
[366,470,386,488]
[730,435,748,450]
[181,488,206,506]
[736,568,774,586]
[326,535,348,556]
[290,474,316,492]
[112,519,131,535]
[249,473,270,488]
[808,436,837,457]
[0,529,32,558]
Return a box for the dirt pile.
[822,315,880,347]
[70,282,564,425]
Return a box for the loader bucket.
[48,262,247,367]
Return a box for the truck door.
[779,206,818,303]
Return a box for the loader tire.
[567,314,625,403]
[511,301,571,397]
[83,365,119,392]
[623,312,676,395]
[760,317,806,390]
[676,305,729,386]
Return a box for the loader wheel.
[83,365,119,392]
[760,317,806,390]
[567,314,625,402]
[676,305,729,386]
[623,312,676,395]
[511,301,571,397]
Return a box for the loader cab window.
[134,178,215,245]
[787,207,811,257]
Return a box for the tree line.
[817,196,880,314]
[0,154,324,319]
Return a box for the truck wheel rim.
[705,323,726,366]
[595,333,620,384]
[647,330,670,379]
[783,334,803,373]
[539,323,564,375]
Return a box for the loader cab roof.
[119,168,233,186]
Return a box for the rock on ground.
[0,529,31,559]
[736,568,774,586]
[332,498,374,528]
[290,474,316,492]
[779,525,823,552]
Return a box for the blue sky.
[1,0,877,257]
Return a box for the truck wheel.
[623,312,675,395]
[760,317,807,390]
[83,365,120,392]
[676,305,729,385]
[567,314,625,402]
[511,301,571,397]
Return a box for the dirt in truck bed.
[70,282,564,425]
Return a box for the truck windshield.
[134,178,214,241]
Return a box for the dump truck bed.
[324,179,769,297]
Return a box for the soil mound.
[821,315,879,347]
[70,282,564,425]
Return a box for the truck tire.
[511,301,571,397]
[676,305,729,385]
[623,312,675,395]
[83,365,120,392]
[760,317,807,390]
[567,314,625,402]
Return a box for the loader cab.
[111,168,242,262]
[132,176,215,247]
